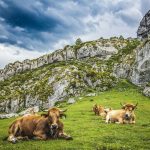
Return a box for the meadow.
[0,81,150,150]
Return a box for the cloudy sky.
[0,0,149,68]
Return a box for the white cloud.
[0,44,45,69]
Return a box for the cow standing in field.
[105,103,138,124]
[8,107,72,143]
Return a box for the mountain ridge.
[0,37,135,81]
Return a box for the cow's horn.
[120,102,124,106]
[134,102,138,108]
[60,109,67,113]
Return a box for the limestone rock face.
[65,46,76,60]
[37,55,49,67]
[137,10,150,39]
[130,10,150,86]
[0,40,119,81]
[130,39,150,85]
[48,79,69,107]
[113,63,131,79]
[22,59,31,71]
[77,44,117,60]
[5,99,20,113]
[25,95,42,108]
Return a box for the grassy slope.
[0,81,150,150]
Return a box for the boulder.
[86,93,96,97]
[67,98,76,104]
[143,87,150,97]
[18,106,39,116]
[0,113,18,119]
[0,106,40,119]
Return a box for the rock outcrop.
[131,10,150,87]
[0,106,39,119]
[0,39,118,81]
[137,10,150,39]
[143,87,150,97]
[130,40,150,85]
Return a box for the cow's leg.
[105,115,110,123]
[58,122,72,140]
[16,136,29,141]
[8,120,21,143]
[130,114,136,124]
[33,131,47,140]
[129,118,135,124]
[117,118,123,124]
[7,134,17,143]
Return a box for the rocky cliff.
[0,38,119,81]
[0,37,140,113]
[137,10,150,39]
[131,10,150,96]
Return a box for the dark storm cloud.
[0,0,59,32]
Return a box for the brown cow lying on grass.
[105,103,138,124]
[93,104,111,118]
[7,107,72,143]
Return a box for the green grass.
[0,83,150,150]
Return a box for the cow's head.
[93,104,99,115]
[120,103,138,119]
[98,106,107,115]
[42,107,67,130]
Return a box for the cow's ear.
[41,114,48,117]
[122,106,125,109]
[120,102,125,109]
[134,103,138,109]
[60,113,67,119]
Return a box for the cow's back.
[107,110,125,118]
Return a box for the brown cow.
[7,107,72,143]
[93,104,110,118]
[93,104,99,115]
[105,103,138,124]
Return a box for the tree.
[75,38,82,45]
[119,35,124,40]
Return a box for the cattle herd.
[7,103,138,143]
[93,103,137,124]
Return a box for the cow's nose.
[125,114,129,118]
[51,124,58,129]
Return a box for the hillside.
[0,81,150,150]
[0,37,141,113]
